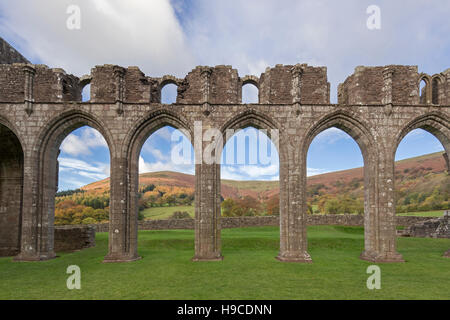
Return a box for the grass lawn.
[397,210,446,217]
[141,205,195,219]
[0,226,448,300]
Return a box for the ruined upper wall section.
[259,64,330,104]
[0,64,80,103]
[0,37,30,64]
[338,65,450,105]
[1,62,449,106]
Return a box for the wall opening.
[242,83,259,104]
[137,126,195,221]
[81,84,91,102]
[161,84,178,104]
[394,129,448,217]
[55,126,110,226]
[306,127,364,216]
[419,79,428,104]
[220,126,280,221]
[0,123,23,257]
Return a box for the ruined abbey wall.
[0,54,449,263]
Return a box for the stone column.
[291,64,304,105]
[114,66,125,115]
[445,70,450,105]
[360,151,404,263]
[382,68,394,115]
[104,157,140,262]
[23,65,35,116]
[192,121,222,261]
[277,137,312,263]
[15,152,56,261]
[200,67,212,105]
[193,163,222,261]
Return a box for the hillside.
[55,152,449,224]
[82,151,448,202]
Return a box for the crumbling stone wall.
[401,212,450,238]
[338,65,450,106]
[54,225,95,252]
[91,215,432,232]
[0,57,448,264]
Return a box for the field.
[141,205,195,219]
[140,205,445,220]
[0,226,449,300]
[397,210,445,217]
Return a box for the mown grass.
[397,210,446,217]
[141,205,195,219]
[0,226,448,300]
[141,206,445,221]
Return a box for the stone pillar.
[15,153,56,261]
[23,65,35,116]
[200,67,212,105]
[360,151,404,263]
[382,68,394,104]
[277,138,312,263]
[104,157,140,262]
[445,70,450,105]
[192,120,222,261]
[114,66,125,115]
[291,64,304,105]
[192,163,222,261]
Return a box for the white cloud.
[221,164,279,181]
[178,0,450,102]
[307,168,329,176]
[0,0,194,77]
[313,127,351,144]
[60,127,108,156]
[138,156,194,175]
[58,156,110,189]
[59,157,109,175]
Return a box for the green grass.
[0,226,448,300]
[141,205,195,219]
[397,210,446,217]
[141,207,445,220]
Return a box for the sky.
[0,0,447,190]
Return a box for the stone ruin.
[0,36,449,263]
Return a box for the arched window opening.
[55,126,110,226]
[242,83,259,104]
[306,127,364,215]
[221,126,279,218]
[81,84,91,102]
[419,79,428,104]
[138,126,195,220]
[161,84,178,104]
[394,129,448,217]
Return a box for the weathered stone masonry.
[0,59,449,263]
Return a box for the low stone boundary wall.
[91,214,433,232]
[399,211,449,238]
[54,225,96,252]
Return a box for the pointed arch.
[32,110,115,258]
[0,117,24,257]
[302,110,376,163]
[300,110,379,257]
[394,112,450,170]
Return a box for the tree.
[266,195,280,215]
